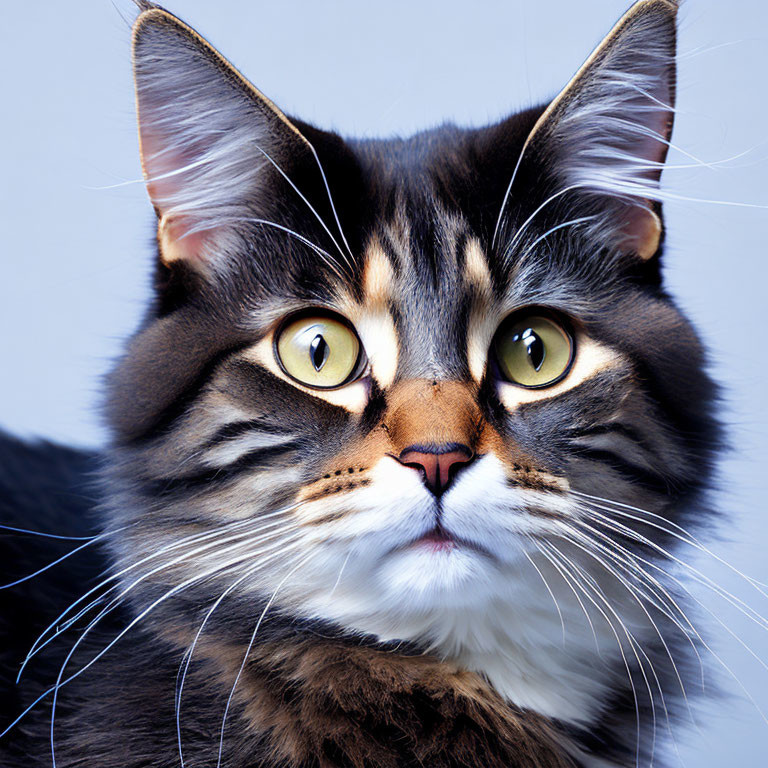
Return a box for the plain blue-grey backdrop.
[1,0,766,764]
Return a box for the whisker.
[20,509,298,679]
[572,515,768,726]
[175,565,258,768]
[175,541,305,767]
[573,491,768,593]
[254,146,353,273]
[559,527,699,730]
[491,132,531,251]
[0,528,127,591]
[215,551,316,768]
[244,218,346,280]
[578,503,768,630]
[565,521,707,689]
[44,533,308,765]
[546,543,662,768]
[537,541,645,768]
[580,510,768,648]
[20,522,252,676]
[73,525,304,660]
[328,550,352,601]
[1,527,298,744]
[502,184,584,264]
[513,216,597,265]
[521,546,567,646]
[0,523,100,541]
[587,512,768,669]
[303,140,356,265]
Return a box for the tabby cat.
[0,1,721,766]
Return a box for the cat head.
[104,0,716,714]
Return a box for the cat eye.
[493,312,574,388]
[275,312,363,389]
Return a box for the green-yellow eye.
[275,313,362,389]
[494,313,574,388]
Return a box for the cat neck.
[299,559,655,728]
[199,630,581,768]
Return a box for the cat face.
[104,0,716,721]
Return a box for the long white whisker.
[521,545,567,646]
[328,550,352,600]
[503,185,583,264]
[215,551,316,768]
[579,502,768,629]
[491,134,531,250]
[566,520,707,688]
[0,523,99,541]
[564,531,696,763]
[254,147,353,273]
[304,141,356,264]
[43,533,308,764]
[560,526,698,731]
[573,491,768,592]
[243,218,346,280]
[573,515,768,726]
[21,510,298,676]
[537,541,644,768]
[514,216,597,265]
[176,541,305,767]
[0,528,126,591]
[548,544,662,768]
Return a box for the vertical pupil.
[521,328,545,371]
[309,334,330,371]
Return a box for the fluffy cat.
[0,1,722,766]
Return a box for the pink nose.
[397,444,474,496]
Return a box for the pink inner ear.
[158,216,213,269]
[616,205,662,260]
[141,129,218,268]
[618,84,671,260]
[141,127,185,212]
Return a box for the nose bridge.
[385,379,481,453]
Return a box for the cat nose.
[397,443,474,497]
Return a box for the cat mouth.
[413,525,456,552]
[406,524,494,559]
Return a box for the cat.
[0,0,723,766]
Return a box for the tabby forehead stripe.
[361,240,395,304]
[463,237,493,293]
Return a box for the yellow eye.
[494,313,574,388]
[275,313,362,389]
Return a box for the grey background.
[1,0,766,764]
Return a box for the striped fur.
[0,2,722,767]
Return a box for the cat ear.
[132,6,310,271]
[517,0,678,260]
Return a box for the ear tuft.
[132,8,308,271]
[519,0,678,260]
[132,1,159,13]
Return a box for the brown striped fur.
[0,3,724,768]
[208,638,580,768]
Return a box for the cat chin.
[372,540,500,609]
[289,535,505,627]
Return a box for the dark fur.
[0,440,580,767]
[1,2,721,766]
